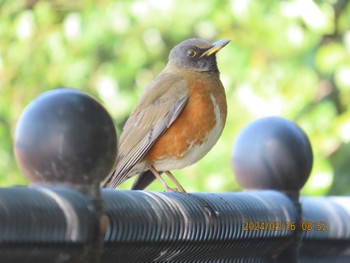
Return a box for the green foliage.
[1,0,349,194]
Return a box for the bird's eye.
[186,49,197,58]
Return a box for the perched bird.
[102,38,230,192]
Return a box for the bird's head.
[167,38,230,72]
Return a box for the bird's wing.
[102,73,189,188]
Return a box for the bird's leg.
[149,166,179,193]
[164,171,187,193]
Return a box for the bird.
[102,38,230,192]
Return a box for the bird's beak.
[200,39,231,58]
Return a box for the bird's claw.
[164,187,187,193]
[165,187,180,193]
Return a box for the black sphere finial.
[231,117,313,192]
[14,88,117,188]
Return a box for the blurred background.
[0,0,349,195]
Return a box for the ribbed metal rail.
[0,187,349,262]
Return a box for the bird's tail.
[131,170,157,190]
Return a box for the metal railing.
[4,88,349,263]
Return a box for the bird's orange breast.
[143,72,227,164]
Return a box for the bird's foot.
[164,186,187,194]
[149,166,187,193]
[164,187,180,193]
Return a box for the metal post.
[14,88,117,262]
[231,117,313,263]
